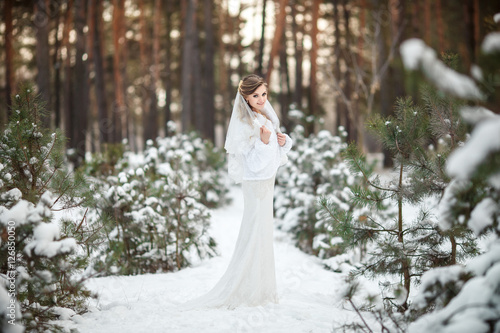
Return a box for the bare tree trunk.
[265,0,289,85]
[63,0,74,140]
[291,0,303,110]
[35,0,52,128]
[473,0,480,60]
[164,0,172,128]
[435,0,445,53]
[53,5,62,130]
[279,25,289,130]
[192,0,204,137]
[342,0,354,142]
[139,0,151,143]
[309,0,320,134]
[357,0,366,68]
[112,0,126,143]
[91,0,109,144]
[73,0,89,165]
[181,0,196,132]
[257,0,267,77]
[4,0,14,121]
[333,0,345,133]
[203,0,215,141]
[424,0,431,45]
[150,0,161,140]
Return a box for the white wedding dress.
[187,176,278,309]
[184,95,292,309]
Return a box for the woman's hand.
[260,126,271,144]
[277,133,286,147]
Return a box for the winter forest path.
[66,186,354,333]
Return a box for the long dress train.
[185,176,278,309]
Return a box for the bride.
[187,74,292,309]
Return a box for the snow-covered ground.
[61,186,358,333]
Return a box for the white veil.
[224,91,283,183]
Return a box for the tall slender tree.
[72,0,89,164]
[4,0,14,119]
[34,0,51,128]
[203,0,216,141]
[112,0,126,143]
[91,0,109,145]
[181,0,196,132]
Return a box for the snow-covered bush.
[401,30,500,332]
[142,122,229,208]
[82,122,224,275]
[274,124,365,257]
[0,86,93,332]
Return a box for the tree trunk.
[91,0,109,144]
[63,0,74,140]
[181,0,196,132]
[398,162,410,310]
[164,0,172,128]
[139,0,151,143]
[291,0,303,110]
[53,5,62,130]
[4,0,14,121]
[357,0,366,68]
[35,0,52,128]
[279,24,290,130]
[192,0,204,137]
[203,0,215,141]
[265,0,289,85]
[112,0,126,143]
[424,0,431,45]
[73,0,89,165]
[435,0,445,53]
[473,0,480,60]
[257,0,267,77]
[150,0,161,141]
[309,0,320,134]
[342,0,353,141]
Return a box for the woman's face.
[245,85,267,111]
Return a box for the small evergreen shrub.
[82,122,225,275]
[0,86,94,332]
[274,123,366,258]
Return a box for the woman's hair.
[238,74,267,98]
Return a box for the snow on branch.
[446,115,500,180]
[400,39,485,101]
[481,32,500,54]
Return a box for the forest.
[1,0,500,332]
[1,0,499,158]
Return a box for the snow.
[495,13,500,23]
[481,32,500,54]
[400,38,485,101]
[447,115,500,179]
[60,186,357,332]
[25,223,77,258]
[409,254,500,333]
[0,200,32,226]
[468,198,498,236]
[460,106,496,125]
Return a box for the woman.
[187,74,292,309]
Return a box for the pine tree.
[319,86,479,320]
[0,85,94,332]
[402,30,500,332]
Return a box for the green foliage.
[80,123,226,276]
[321,85,479,324]
[0,86,94,332]
[274,125,366,258]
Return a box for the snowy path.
[64,186,354,333]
